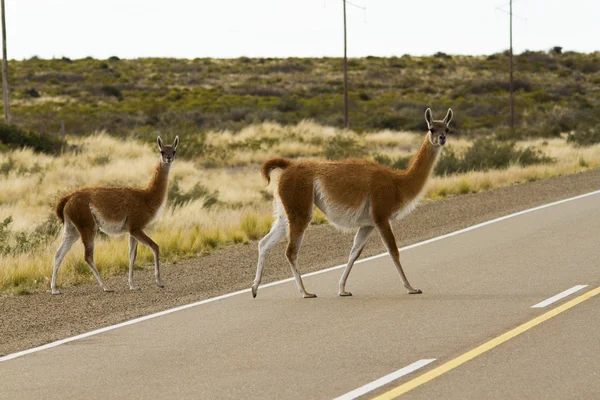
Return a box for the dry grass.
[1,124,598,294]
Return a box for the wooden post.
[1,0,9,124]
[343,0,349,130]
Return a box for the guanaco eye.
[445,128,449,133]
[430,129,436,134]
[173,151,176,155]
[160,151,165,155]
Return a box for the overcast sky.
[7,0,598,60]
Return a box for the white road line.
[332,359,436,400]
[531,285,589,308]
[1,189,599,363]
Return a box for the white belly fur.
[90,206,128,236]
[312,179,421,232]
[90,201,166,236]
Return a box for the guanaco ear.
[157,136,164,150]
[172,136,179,150]
[443,108,454,126]
[425,108,434,128]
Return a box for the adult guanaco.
[252,108,453,298]
[51,136,179,294]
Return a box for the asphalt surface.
[1,187,599,399]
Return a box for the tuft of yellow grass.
[1,125,598,294]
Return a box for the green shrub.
[372,152,411,170]
[463,138,528,170]
[391,156,411,170]
[435,147,463,175]
[0,123,66,154]
[0,214,60,256]
[434,138,553,175]
[324,135,365,160]
[24,88,41,98]
[275,96,301,112]
[567,125,600,146]
[168,178,219,208]
[372,152,392,166]
[101,85,124,101]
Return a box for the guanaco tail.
[252,108,453,298]
[51,136,179,294]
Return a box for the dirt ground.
[1,168,599,356]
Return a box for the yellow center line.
[372,285,600,400]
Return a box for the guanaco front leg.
[375,220,422,294]
[130,229,163,288]
[339,225,374,296]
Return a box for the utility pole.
[342,0,349,130]
[342,0,349,129]
[1,0,9,123]
[509,0,514,131]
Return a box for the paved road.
[1,192,599,399]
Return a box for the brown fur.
[60,161,170,234]
[51,136,178,294]
[55,194,71,223]
[261,157,291,185]
[252,108,453,298]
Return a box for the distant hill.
[4,51,600,138]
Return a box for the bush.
[108,56,120,61]
[168,178,219,208]
[567,125,600,146]
[434,138,552,175]
[324,135,365,160]
[24,88,41,98]
[0,214,60,256]
[435,147,462,175]
[275,96,301,112]
[0,123,66,154]
[462,138,549,171]
[101,85,124,101]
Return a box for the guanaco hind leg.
[338,225,375,296]
[128,235,140,290]
[252,214,288,298]
[51,219,79,295]
[285,220,315,298]
[80,228,114,293]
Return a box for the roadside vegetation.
[6,51,600,138]
[1,50,599,294]
[1,121,599,295]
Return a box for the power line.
[495,7,527,21]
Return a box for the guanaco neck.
[400,133,442,200]
[145,161,171,207]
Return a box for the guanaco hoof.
[303,293,317,299]
[409,289,423,294]
[339,292,352,297]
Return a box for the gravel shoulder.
[1,168,599,357]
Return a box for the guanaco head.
[157,136,179,165]
[425,108,453,146]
